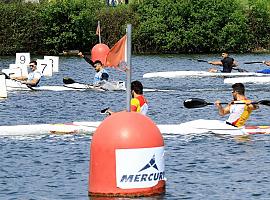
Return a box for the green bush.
[0,2,44,55]
[0,0,269,55]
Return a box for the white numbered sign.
[37,59,53,77]
[16,53,30,65]
[8,64,28,77]
[44,56,59,72]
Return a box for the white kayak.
[5,79,174,92]
[5,79,124,92]
[224,76,270,84]
[143,71,269,79]
[1,119,270,136]
[159,119,270,136]
[0,121,100,136]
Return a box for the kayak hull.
[224,76,270,84]
[143,71,270,79]
[0,119,269,136]
[5,79,125,91]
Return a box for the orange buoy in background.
[91,43,110,64]
[88,112,165,197]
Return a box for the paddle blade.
[258,100,270,106]
[184,98,210,109]
[197,59,208,63]
[100,107,110,114]
[63,77,76,84]
[244,61,263,64]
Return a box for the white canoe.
[0,122,100,136]
[5,79,174,92]
[143,71,269,79]
[5,79,123,92]
[224,76,270,84]
[1,119,269,136]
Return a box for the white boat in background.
[143,71,269,79]
[224,76,270,84]
[1,119,269,136]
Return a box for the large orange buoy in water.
[88,112,165,197]
[91,43,110,64]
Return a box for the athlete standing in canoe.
[11,60,42,87]
[208,52,238,73]
[106,80,148,115]
[215,83,258,127]
[78,52,109,85]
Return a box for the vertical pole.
[98,21,102,44]
[0,75,7,98]
[126,24,132,112]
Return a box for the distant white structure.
[107,0,128,6]
[24,0,39,3]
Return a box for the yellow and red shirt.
[130,95,148,115]
[226,100,253,127]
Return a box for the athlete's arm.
[78,52,94,67]
[215,100,230,116]
[83,56,94,67]
[208,61,223,66]
[21,78,39,86]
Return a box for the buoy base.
[88,181,165,197]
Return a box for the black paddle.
[232,67,248,72]
[184,98,270,109]
[197,59,208,63]
[244,61,264,64]
[100,107,110,114]
[63,77,76,84]
[196,60,248,72]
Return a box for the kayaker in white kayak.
[214,83,258,127]
[92,60,109,85]
[78,52,109,85]
[11,60,42,87]
[208,52,239,73]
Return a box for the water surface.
[0,54,270,199]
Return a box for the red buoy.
[88,112,165,197]
[91,43,110,65]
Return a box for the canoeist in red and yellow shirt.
[106,80,148,115]
[215,83,258,128]
[130,80,148,115]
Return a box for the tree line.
[0,0,269,55]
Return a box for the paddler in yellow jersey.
[215,83,258,127]
[106,80,148,115]
[129,80,148,115]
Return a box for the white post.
[0,75,7,98]
[126,24,132,111]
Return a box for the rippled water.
[0,54,270,199]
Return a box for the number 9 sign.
[16,53,30,65]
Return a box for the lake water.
[0,54,270,199]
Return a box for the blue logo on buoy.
[138,155,159,172]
